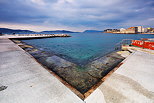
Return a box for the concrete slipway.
[0,38,154,103]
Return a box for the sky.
[0,0,154,32]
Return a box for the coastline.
[103,32,154,34]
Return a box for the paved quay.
[0,38,84,103]
[98,49,154,103]
[0,34,70,39]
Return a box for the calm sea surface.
[22,33,154,64]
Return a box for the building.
[104,29,113,33]
[120,27,138,34]
[147,27,154,33]
[120,28,126,32]
[126,27,138,34]
[142,28,148,33]
[104,26,154,34]
[137,26,143,33]
[104,29,120,33]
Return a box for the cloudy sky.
[0,0,154,32]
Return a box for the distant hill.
[0,28,35,34]
[0,28,79,34]
[40,30,79,33]
[83,30,103,33]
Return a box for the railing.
[115,39,154,51]
[114,39,133,50]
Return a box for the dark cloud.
[0,0,154,31]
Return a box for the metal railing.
[114,39,133,50]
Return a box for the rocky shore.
[12,39,131,94]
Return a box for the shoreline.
[103,32,154,34]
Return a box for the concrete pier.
[98,48,154,103]
[0,34,71,39]
[0,38,83,103]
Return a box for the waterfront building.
[147,27,154,33]
[104,26,154,34]
[142,28,148,33]
[112,29,120,32]
[104,29,113,33]
[104,29,120,33]
[137,26,143,33]
[120,28,126,32]
[121,27,138,34]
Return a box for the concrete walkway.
[0,34,70,39]
[98,50,154,103]
[0,38,83,103]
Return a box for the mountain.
[0,28,35,34]
[40,30,79,33]
[0,28,79,34]
[83,30,103,33]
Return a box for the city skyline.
[0,0,154,32]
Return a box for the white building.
[120,28,126,32]
[137,26,143,33]
[142,28,148,33]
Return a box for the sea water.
[22,33,154,64]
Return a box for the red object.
[131,40,154,50]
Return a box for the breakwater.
[0,34,71,39]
